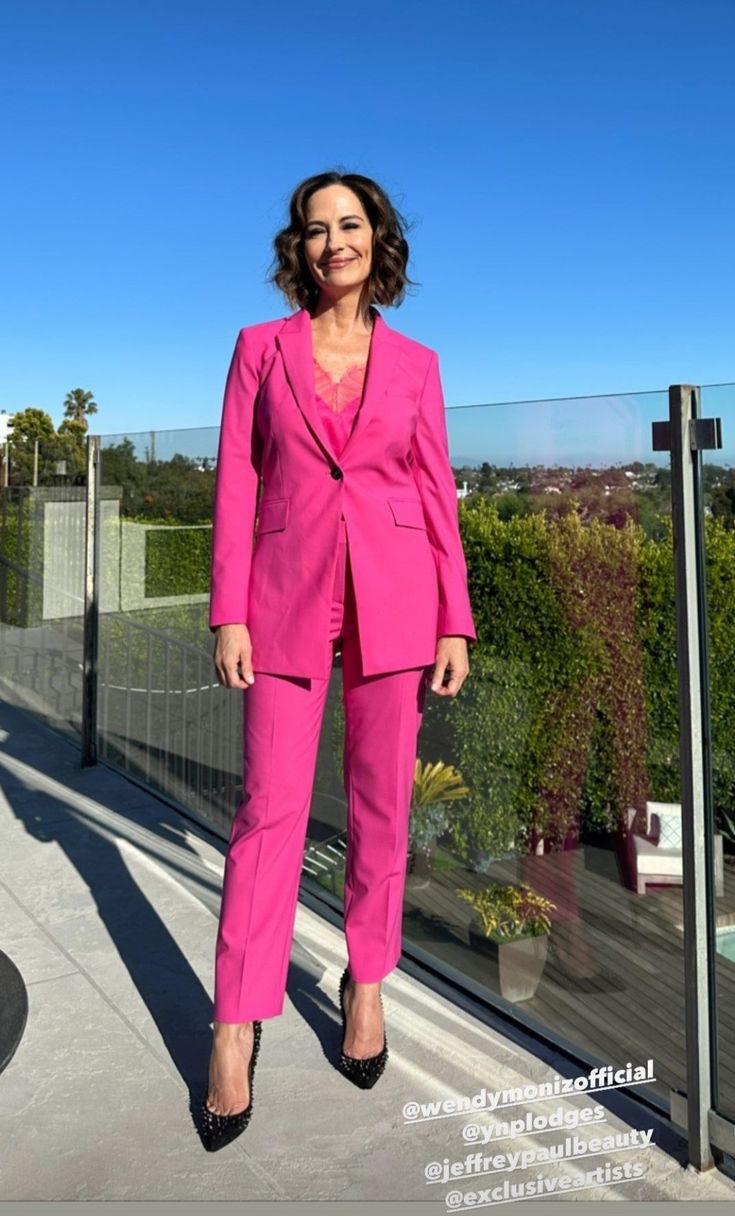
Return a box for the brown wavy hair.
[268,169,419,321]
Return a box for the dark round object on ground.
[0,949,28,1075]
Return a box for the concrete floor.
[1,695,735,1205]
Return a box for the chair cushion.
[647,802,683,849]
[632,833,683,876]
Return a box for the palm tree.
[63,388,98,430]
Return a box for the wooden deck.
[402,842,735,1118]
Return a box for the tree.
[63,388,98,430]
[56,419,87,482]
[4,408,58,484]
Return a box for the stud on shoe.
[338,966,388,1089]
[201,1020,262,1152]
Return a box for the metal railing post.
[81,434,101,766]
[653,385,722,1170]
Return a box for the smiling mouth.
[323,259,356,267]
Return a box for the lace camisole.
[313,356,367,459]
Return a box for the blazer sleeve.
[410,348,478,645]
[208,328,263,633]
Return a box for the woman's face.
[302,184,373,302]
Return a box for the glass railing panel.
[436,389,681,1110]
[96,428,241,832]
[0,440,88,740]
[700,382,735,1124]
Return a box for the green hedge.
[426,498,735,864]
[0,496,33,625]
[141,518,211,598]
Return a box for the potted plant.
[407,760,469,888]
[456,882,556,1001]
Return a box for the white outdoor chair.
[626,800,724,896]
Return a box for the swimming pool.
[716,925,735,962]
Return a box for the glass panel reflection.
[700,382,735,1124]
[97,428,239,833]
[0,434,88,740]
[92,387,697,1115]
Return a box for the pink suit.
[209,306,477,1021]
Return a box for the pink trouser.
[213,517,432,1021]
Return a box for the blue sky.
[1,0,734,465]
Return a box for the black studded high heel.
[201,1019,262,1152]
[338,966,388,1089]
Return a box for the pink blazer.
[209,305,477,677]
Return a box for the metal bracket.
[652,416,722,453]
[670,1088,687,1131]
[669,1096,735,1161]
[652,420,671,451]
[691,416,723,451]
[710,1108,735,1156]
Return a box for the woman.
[202,170,477,1151]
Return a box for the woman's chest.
[255,347,424,446]
[313,357,366,413]
[311,333,372,382]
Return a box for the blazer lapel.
[275,306,402,465]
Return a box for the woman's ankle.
[213,1019,253,1038]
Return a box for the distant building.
[0,410,16,443]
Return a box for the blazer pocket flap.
[388,497,427,530]
[256,496,290,534]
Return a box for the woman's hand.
[213,624,256,689]
[430,637,470,697]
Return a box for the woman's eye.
[306,223,359,237]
